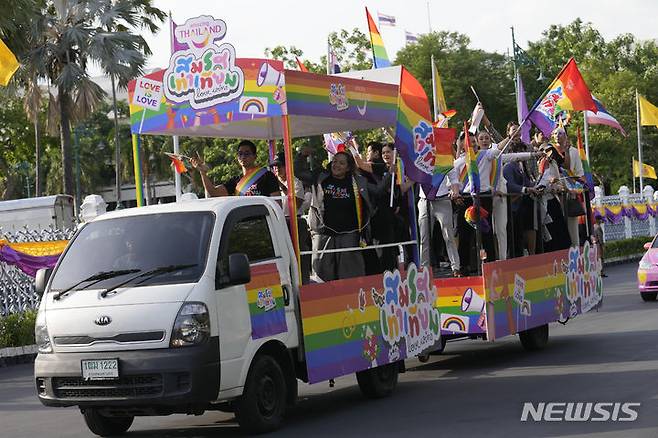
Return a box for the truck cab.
[34,196,302,435]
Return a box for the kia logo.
[94,315,112,326]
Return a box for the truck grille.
[53,374,163,399]
[54,331,165,346]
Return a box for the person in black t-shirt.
[191,140,280,197]
[309,152,381,282]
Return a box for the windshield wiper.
[53,269,141,301]
[100,264,198,298]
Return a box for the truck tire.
[235,355,287,434]
[82,409,133,437]
[519,324,549,351]
[356,362,399,399]
[641,292,657,302]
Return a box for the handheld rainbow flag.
[393,67,450,186]
[366,7,391,68]
[576,127,594,190]
[165,152,187,174]
[396,156,404,185]
[529,58,597,136]
[463,121,480,194]
[431,56,448,119]
[295,56,309,73]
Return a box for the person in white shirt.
[418,168,462,277]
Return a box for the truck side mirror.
[35,268,53,297]
[228,253,251,286]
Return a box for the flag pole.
[169,12,182,202]
[632,156,636,194]
[426,1,432,33]
[431,54,439,122]
[584,111,591,162]
[637,89,644,192]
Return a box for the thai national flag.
[405,31,419,44]
[378,12,396,27]
[585,96,626,136]
[329,49,341,74]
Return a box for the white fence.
[594,185,657,243]
[0,226,76,316]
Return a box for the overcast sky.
[143,0,656,70]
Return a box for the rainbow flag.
[396,156,404,185]
[576,127,594,190]
[463,121,480,193]
[529,58,597,136]
[366,7,391,68]
[295,56,309,73]
[245,263,287,339]
[393,67,449,186]
[165,152,187,174]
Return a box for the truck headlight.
[170,302,210,347]
[35,306,52,354]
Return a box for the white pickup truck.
[34,196,406,436]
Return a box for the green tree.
[22,0,165,200]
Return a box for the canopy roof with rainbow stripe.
[128,58,401,140]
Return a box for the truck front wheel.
[356,362,399,399]
[519,323,549,351]
[235,355,287,434]
[82,409,133,437]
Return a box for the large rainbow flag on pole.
[366,7,391,68]
[394,67,451,186]
[528,58,597,136]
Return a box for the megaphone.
[461,288,485,313]
[257,62,285,88]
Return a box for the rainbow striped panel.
[434,276,486,335]
[300,275,392,384]
[246,263,287,340]
[284,70,398,125]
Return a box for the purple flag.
[528,96,557,137]
[516,73,531,143]
[0,245,60,277]
[170,17,187,54]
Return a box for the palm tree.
[25,0,165,199]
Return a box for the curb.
[604,253,643,267]
[0,345,37,368]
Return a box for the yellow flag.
[432,61,447,116]
[0,39,19,86]
[639,95,658,127]
[633,158,657,179]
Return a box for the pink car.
[638,238,658,302]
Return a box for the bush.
[605,236,650,259]
[0,310,37,348]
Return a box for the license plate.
[81,359,119,380]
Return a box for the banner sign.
[164,15,244,110]
[299,264,441,384]
[132,77,164,111]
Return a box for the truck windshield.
[50,212,214,291]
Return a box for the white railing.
[593,185,657,243]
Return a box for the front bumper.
[34,337,219,411]
[638,270,658,292]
